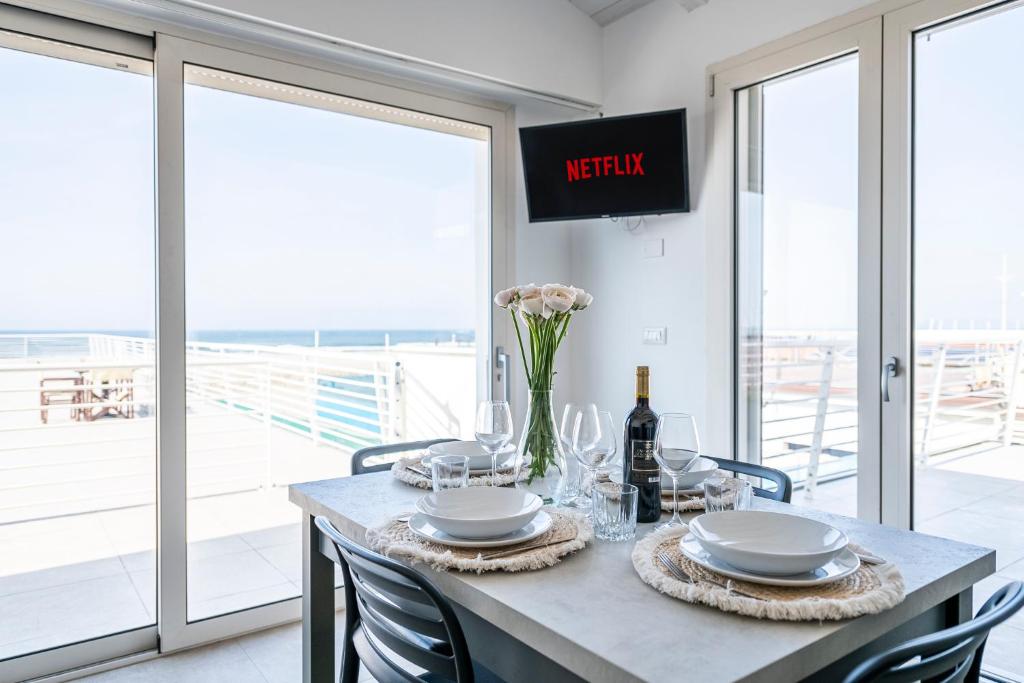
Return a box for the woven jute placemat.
[391,455,525,489]
[365,507,592,573]
[632,525,905,621]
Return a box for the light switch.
[643,327,667,345]
[642,238,664,258]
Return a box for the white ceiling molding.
[677,0,710,11]
[569,0,656,27]
[76,0,601,111]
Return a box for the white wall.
[198,0,605,105]
[568,0,877,452]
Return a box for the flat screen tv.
[519,109,689,222]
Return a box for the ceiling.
[570,0,709,26]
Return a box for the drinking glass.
[430,455,470,493]
[654,413,701,530]
[705,478,753,512]
[572,405,617,517]
[559,402,585,507]
[592,482,638,541]
[475,400,513,482]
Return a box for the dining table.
[290,472,995,683]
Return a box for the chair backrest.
[706,456,793,503]
[842,581,1024,683]
[315,516,475,683]
[351,438,459,475]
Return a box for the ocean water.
[0,329,475,355]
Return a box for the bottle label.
[631,439,660,484]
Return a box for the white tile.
[187,549,291,604]
[917,508,1024,571]
[0,573,151,660]
[235,613,348,683]
[0,556,125,597]
[241,523,300,550]
[78,638,267,683]
[189,582,298,622]
[256,543,302,584]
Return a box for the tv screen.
[519,109,689,222]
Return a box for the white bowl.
[426,441,515,470]
[663,456,717,489]
[688,510,849,576]
[415,487,542,539]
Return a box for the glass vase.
[516,389,567,505]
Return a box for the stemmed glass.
[559,403,585,507]
[572,405,617,517]
[654,413,701,530]
[475,400,513,483]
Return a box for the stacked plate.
[681,511,859,586]
[611,455,718,493]
[408,487,551,548]
[421,440,516,474]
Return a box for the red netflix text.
[566,152,645,183]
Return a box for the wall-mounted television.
[519,109,690,223]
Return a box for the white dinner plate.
[679,533,860,587]
[424,441,516,470]
[610,455,716,491]
[408,510,552,548]
[421,453,515,474]
[416,486,543,538]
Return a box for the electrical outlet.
[642,327,667,345]
[642,238,664,258]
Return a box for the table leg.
[303,513,335,683]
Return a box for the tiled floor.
[75,614,375,683]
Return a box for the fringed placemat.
[366,507,592,573]
[632,525,905,621]
[391,455,525,489]
[659,470,735,512]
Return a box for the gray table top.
[290,473,995,683]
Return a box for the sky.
[0,46,486,332]
[750,2,1024,333]
[2,3,1023,334]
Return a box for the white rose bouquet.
[494,283,593,487]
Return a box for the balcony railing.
[745,331,1024,493]
[0,332,474,523]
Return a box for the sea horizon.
[0,328,476,348]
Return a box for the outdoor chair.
[843,581,1024,683]
[351,438,458,475]
[706,456,793,503]
[315,515,504,683]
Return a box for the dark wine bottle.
[623,366,661,522]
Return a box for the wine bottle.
[623,366,661,522]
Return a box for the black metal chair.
[843,581,1024,683]
[351,438,458,475]
[706,456,793,503]
[315,515,504,683]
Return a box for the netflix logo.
[566,152,645,183]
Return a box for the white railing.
[748,331,1024,492]
[0,332,477,522]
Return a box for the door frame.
[880,0,1021,529]
[155,33,511,651]
[706,18,884,523]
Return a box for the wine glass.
[475,400,513,483]
[559,403,585,507]
[572,406,617,517]
[654,413,701,530]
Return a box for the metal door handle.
[881,356,898,402]
[495,347,511,403]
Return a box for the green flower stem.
[508,310,574,483]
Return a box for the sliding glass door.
[884,0,1024,674]
[0,11,505,679]
[0,11,158,682]
[181,63,491,622]
[720,19,882,521]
